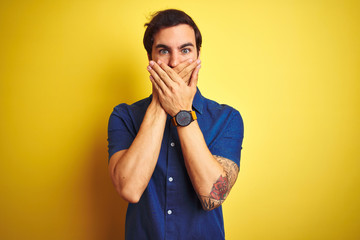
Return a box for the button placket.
[165,119,179,238]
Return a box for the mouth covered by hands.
[147,59,201,117]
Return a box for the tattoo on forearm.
[199,196,215,210]
[199,155,239,211]
[210,175,229,200]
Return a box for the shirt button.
[170,142,175,147]
[168,177,173,182]
[167,210,172,215]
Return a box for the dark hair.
[143,9,202,58]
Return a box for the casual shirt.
[108,88,244,240]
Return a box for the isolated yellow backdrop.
[1,0,359,239]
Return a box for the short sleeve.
[107,104,136,161]
[210,110,244,167]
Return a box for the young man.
[108,9,244,240]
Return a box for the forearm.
[110,101,166,202]
[147,59,238,209]
[177,121,227,210]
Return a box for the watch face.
[175,111,192,126]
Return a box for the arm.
[109,60,199,203]
[177,121,239,211]
[108,90,167,203]
[148,61,240,210]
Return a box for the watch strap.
[171,116,178,126]
[190,110,197,121]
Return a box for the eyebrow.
[155,42,194,49]
[155,44,170,49]
[179,43,194,49]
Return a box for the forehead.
[153,24,196,47]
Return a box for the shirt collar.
[192,87,204,114]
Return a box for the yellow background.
[1,0,359,239]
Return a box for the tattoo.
[199,155,239,211]
[199,196,215,210]
[210,175,228,200]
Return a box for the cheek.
[185,52,198,62]
[152,54,170,64]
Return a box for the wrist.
[170,105,192,117]
[149,100,166,117]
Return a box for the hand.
[150,58,198,102]
[150,83,160,105]
[173,59,201,84]
[147,60,201,116]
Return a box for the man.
[108,9,244,239]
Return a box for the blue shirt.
[108,88,244,240]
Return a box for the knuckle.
[160,72,167,79]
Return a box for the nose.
[169,52,180,68]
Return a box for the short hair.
[143,9,202,58]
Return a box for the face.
[150,24,198,68]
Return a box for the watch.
[171,110,197,127]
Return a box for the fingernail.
[157,60,162,64]
[197,59,201,64]
[188,59,193,63]
[197,64,201,68]
[149,61,155,66]
[147,65,152,71]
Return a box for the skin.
[109,24,239,210]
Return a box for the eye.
[181,48,190,54]
[159,49,169,54]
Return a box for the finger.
[183,70,193,84]
[147,64,168,93]
[189,64,201,88]
[149,75,161,94]
[157,60,182,84]
[180,60,198,84]
[179,59,201,79]
[173,58,194,74]
[150,61,175,87]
